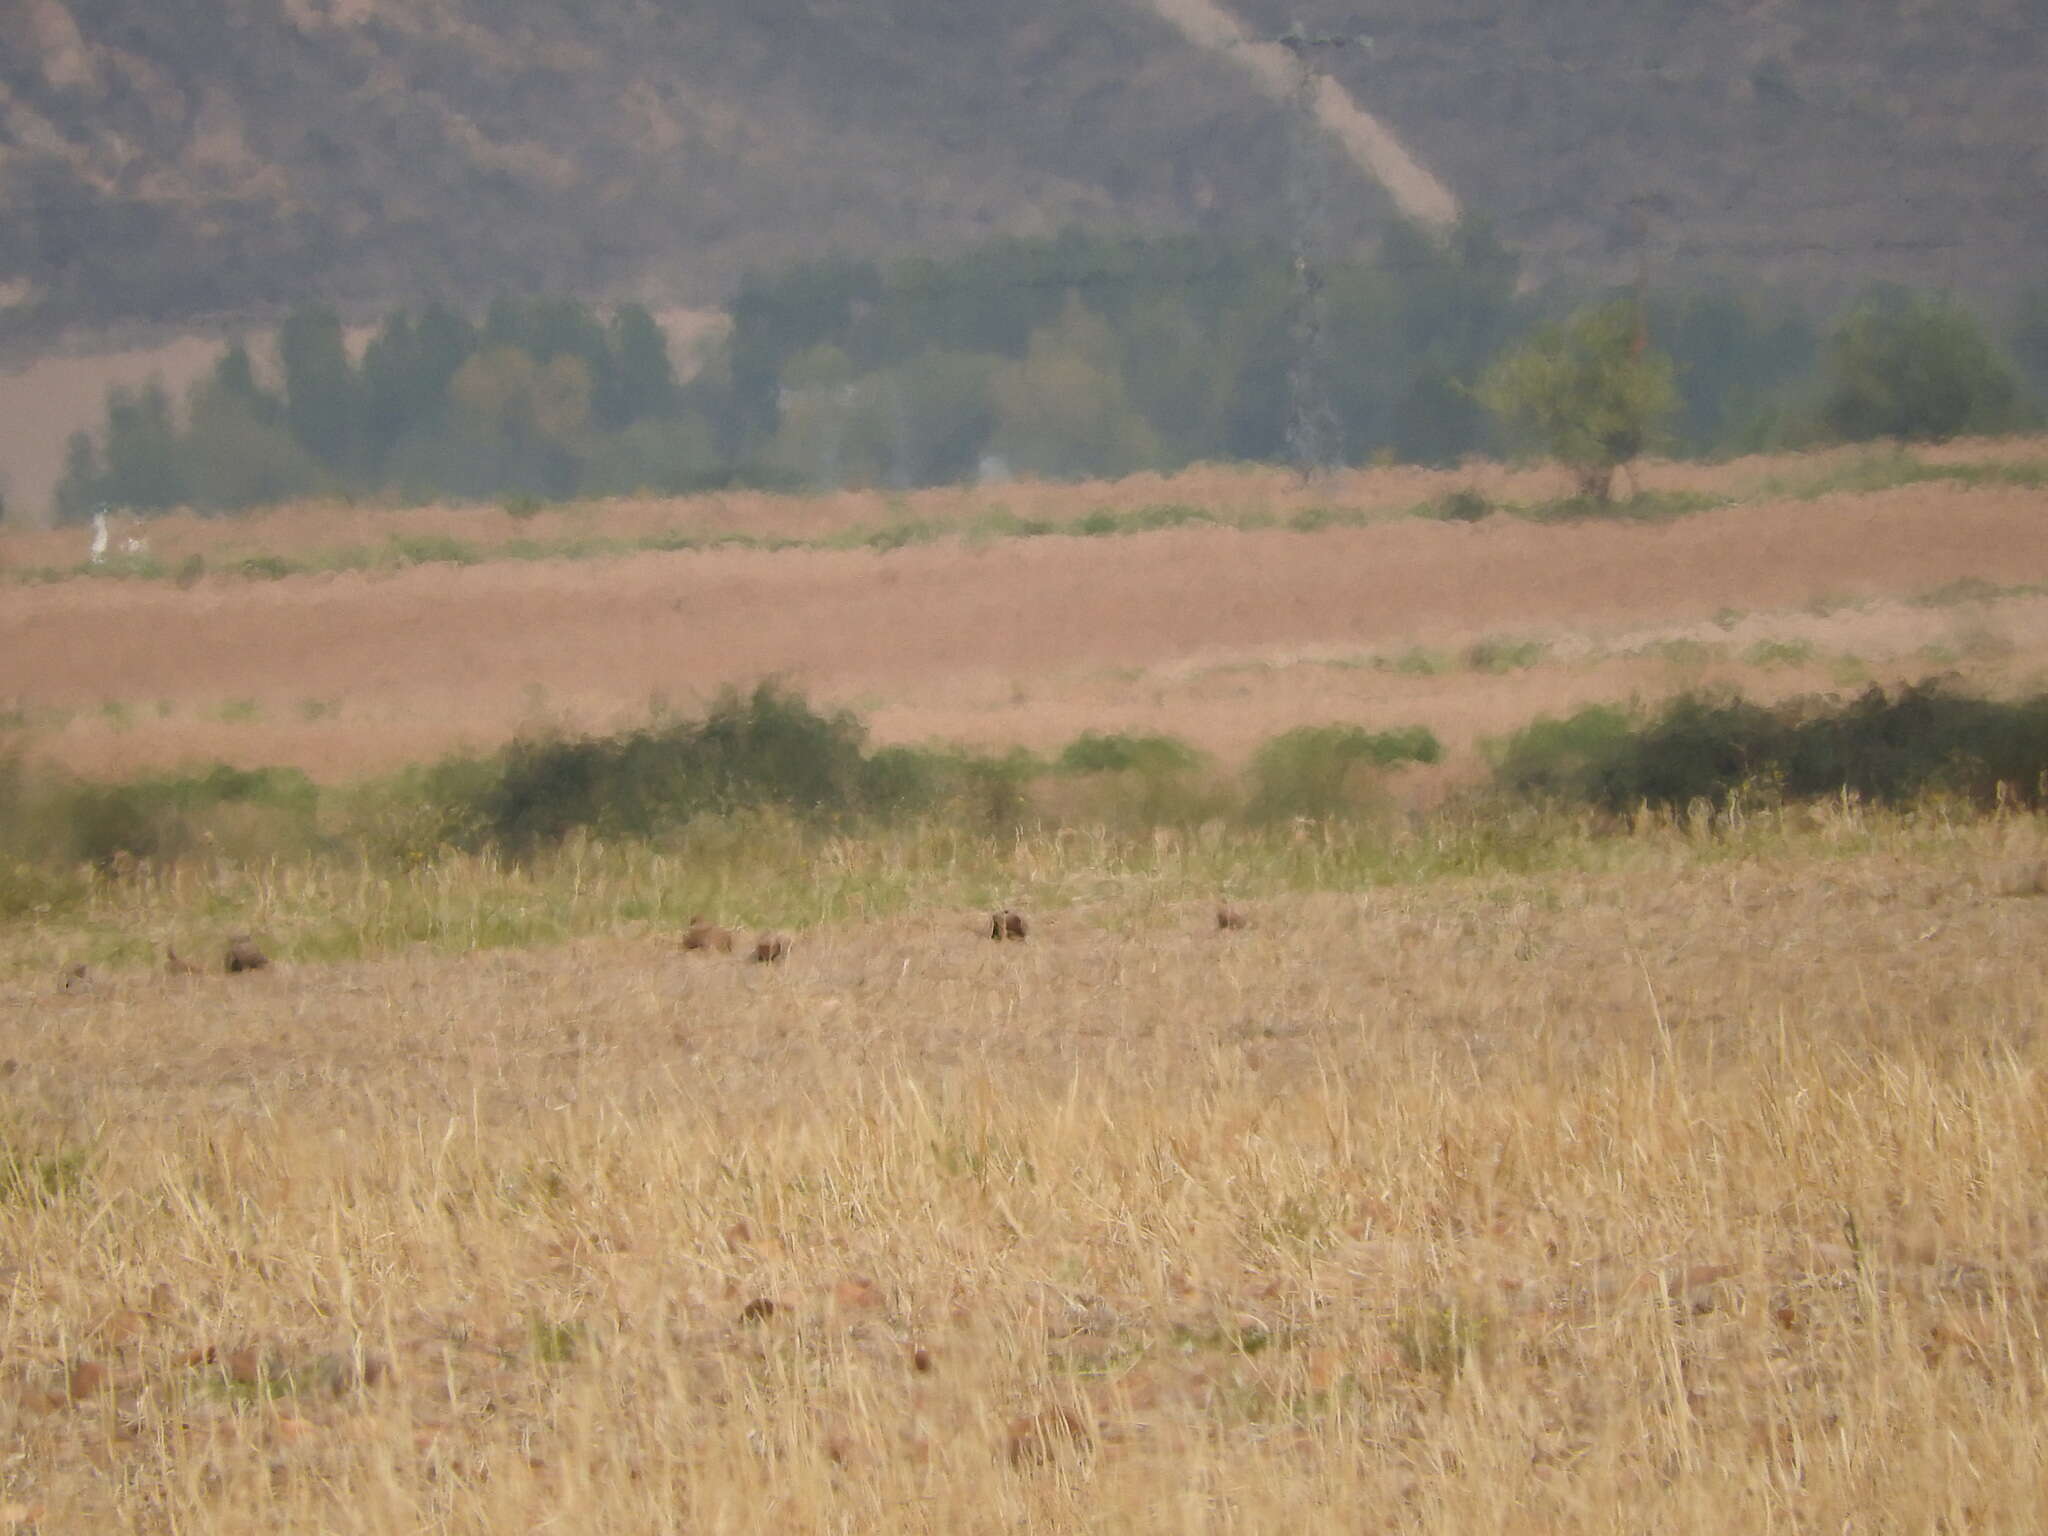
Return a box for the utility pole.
[1627,199,1654,358]
[1270,20,1369,480]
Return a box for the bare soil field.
[4,814,2047,1528]
[2,444,2047,780]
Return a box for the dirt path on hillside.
[1143,0,1460,228]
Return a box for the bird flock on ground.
[58,905,1253,991]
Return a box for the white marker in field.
[89,507,109,565]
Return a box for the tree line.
[52,221,2048,520]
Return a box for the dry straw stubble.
[2,817,2047,1529]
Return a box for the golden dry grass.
[5,809,2048,1529]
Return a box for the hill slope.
[1,0,2043,351]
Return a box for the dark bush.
[1492,683,2048,814]
[472,683,879,852]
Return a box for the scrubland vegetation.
[5,683,2048,1526]
[9,238,2048,1526]
[8,460,2048,1523]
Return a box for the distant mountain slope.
[0,0,2041,351]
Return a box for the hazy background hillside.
[4,0,2047,523]
[3,0,2044,349]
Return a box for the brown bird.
[990,909,1028,941]
[165,944,203,976]
[682,916,736,953]
[751,933,789,964]
[1216,903,1249,931]
[223,935,269,974]
[59,963,92,993]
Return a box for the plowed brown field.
[4,449,2047,779]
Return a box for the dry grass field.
[4,808,2048,1530]
[5,445,2048,1528]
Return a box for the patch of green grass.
[1287,506,1370,533]
[214,698,264,724]
[0,1128,94,1207]
[1464,635,1549,674]
[1948,621,2016,662]
[1169,1321,1281,1358]
[386,534,480,568]
[1517,490,1722,525]
[859,520,940,553]
[1390,1302,1494,1383]
[1636,637,1727,666]
[1757,449,2048,503]
[1802,592,1863,618]
[1911,576,2044,608]
[1743,637,1817,669]
[1382,647,1452,677]
[233,553,299,581]
[529,1315,589,1367]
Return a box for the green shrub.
[59,763,319,868]
[1432,489,1492,523]
[1486,704,1640,804]
[1052,731,1211,826]
[1491,683,2048,814]
[455,684,894,853]
[1464,636,1548,674]
[1742,638,1816,668]
[1822,291,2033,442]
[1246,724,1441,822]
[1055,731,1202,777]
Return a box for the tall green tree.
[603,303,677,428]
[2014,284,2048,398]
[182,358,319,511]
[278,304,359,471]
[989,297,1161,480]
[1479,300,1678,501]
[358,310,422,472]
[1821,290,2030,442]
[98,379,187,510]
[53,431,102,523]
